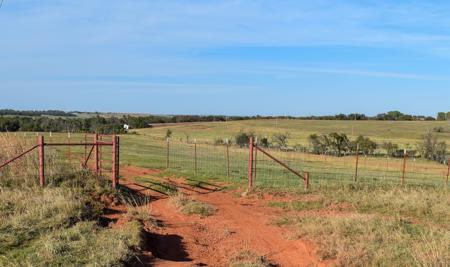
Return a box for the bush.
[258,137,270,148]
[416,132,447,163]
[354,135,377,155]
[235,131,255,147]
[272,132,290,149]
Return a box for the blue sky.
[0,0,449,116]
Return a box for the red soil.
[116,165,329,267]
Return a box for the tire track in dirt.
[120,166,328,267]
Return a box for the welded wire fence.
[123,137,449,188]
[1,133,449,189]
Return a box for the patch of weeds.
[170,194,215,217]
[268,200,324,211]
[229,250,277,267]
[295,214,450,266]
[272,216,295,227]
[125,205,159,228]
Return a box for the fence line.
[1,133,449,189]
[149,138,449,188]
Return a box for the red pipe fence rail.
[0,133,120,189]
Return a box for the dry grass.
[170,193,215,217]
[268,183,450,267]
[229,250,275,267]
[295,214,450,267]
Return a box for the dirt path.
[119,166,327,267]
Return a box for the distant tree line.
[0,109,76,117]
[437,112,450,121]
[0,114,255,133]
[0,116,124,134]
[298,111,435,121]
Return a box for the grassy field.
[1,124,449,266]
[136,119,450,148]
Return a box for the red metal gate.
[0,133,120,188]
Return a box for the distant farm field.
[136,119,450,148]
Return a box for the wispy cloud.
[250,67,450,81]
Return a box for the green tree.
[437,112,446,121]
[355,135,378,155]
[328,132,350,156]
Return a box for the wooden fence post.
[248,137,254,188]
[401,149,407,186]
[354,143,360,182]
[38,136,45,186]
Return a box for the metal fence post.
[253,139,258,182]
[401,149,407,185]
[166,138,170,169]
[248,137,254,188]
[83,133,87,168]
[194,139,197,175]
[94,133,99,174]
[226,139,230,178]
[67,132,71,162]
[354,143,360,182]
[112,135,119,189]
[38,136,45,186]
[304,171,310,190]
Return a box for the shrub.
[235,131,255,147]
[272,132,290,149]
[416,132,447,163]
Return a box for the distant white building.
[123,124,130,132]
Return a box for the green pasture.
[136,119,450,148]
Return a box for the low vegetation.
[170,193,215,217]
[266,183,450,266]
[229,250,275,267]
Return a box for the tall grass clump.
[295,214,450,267]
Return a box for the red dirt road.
[120,166,328,267]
